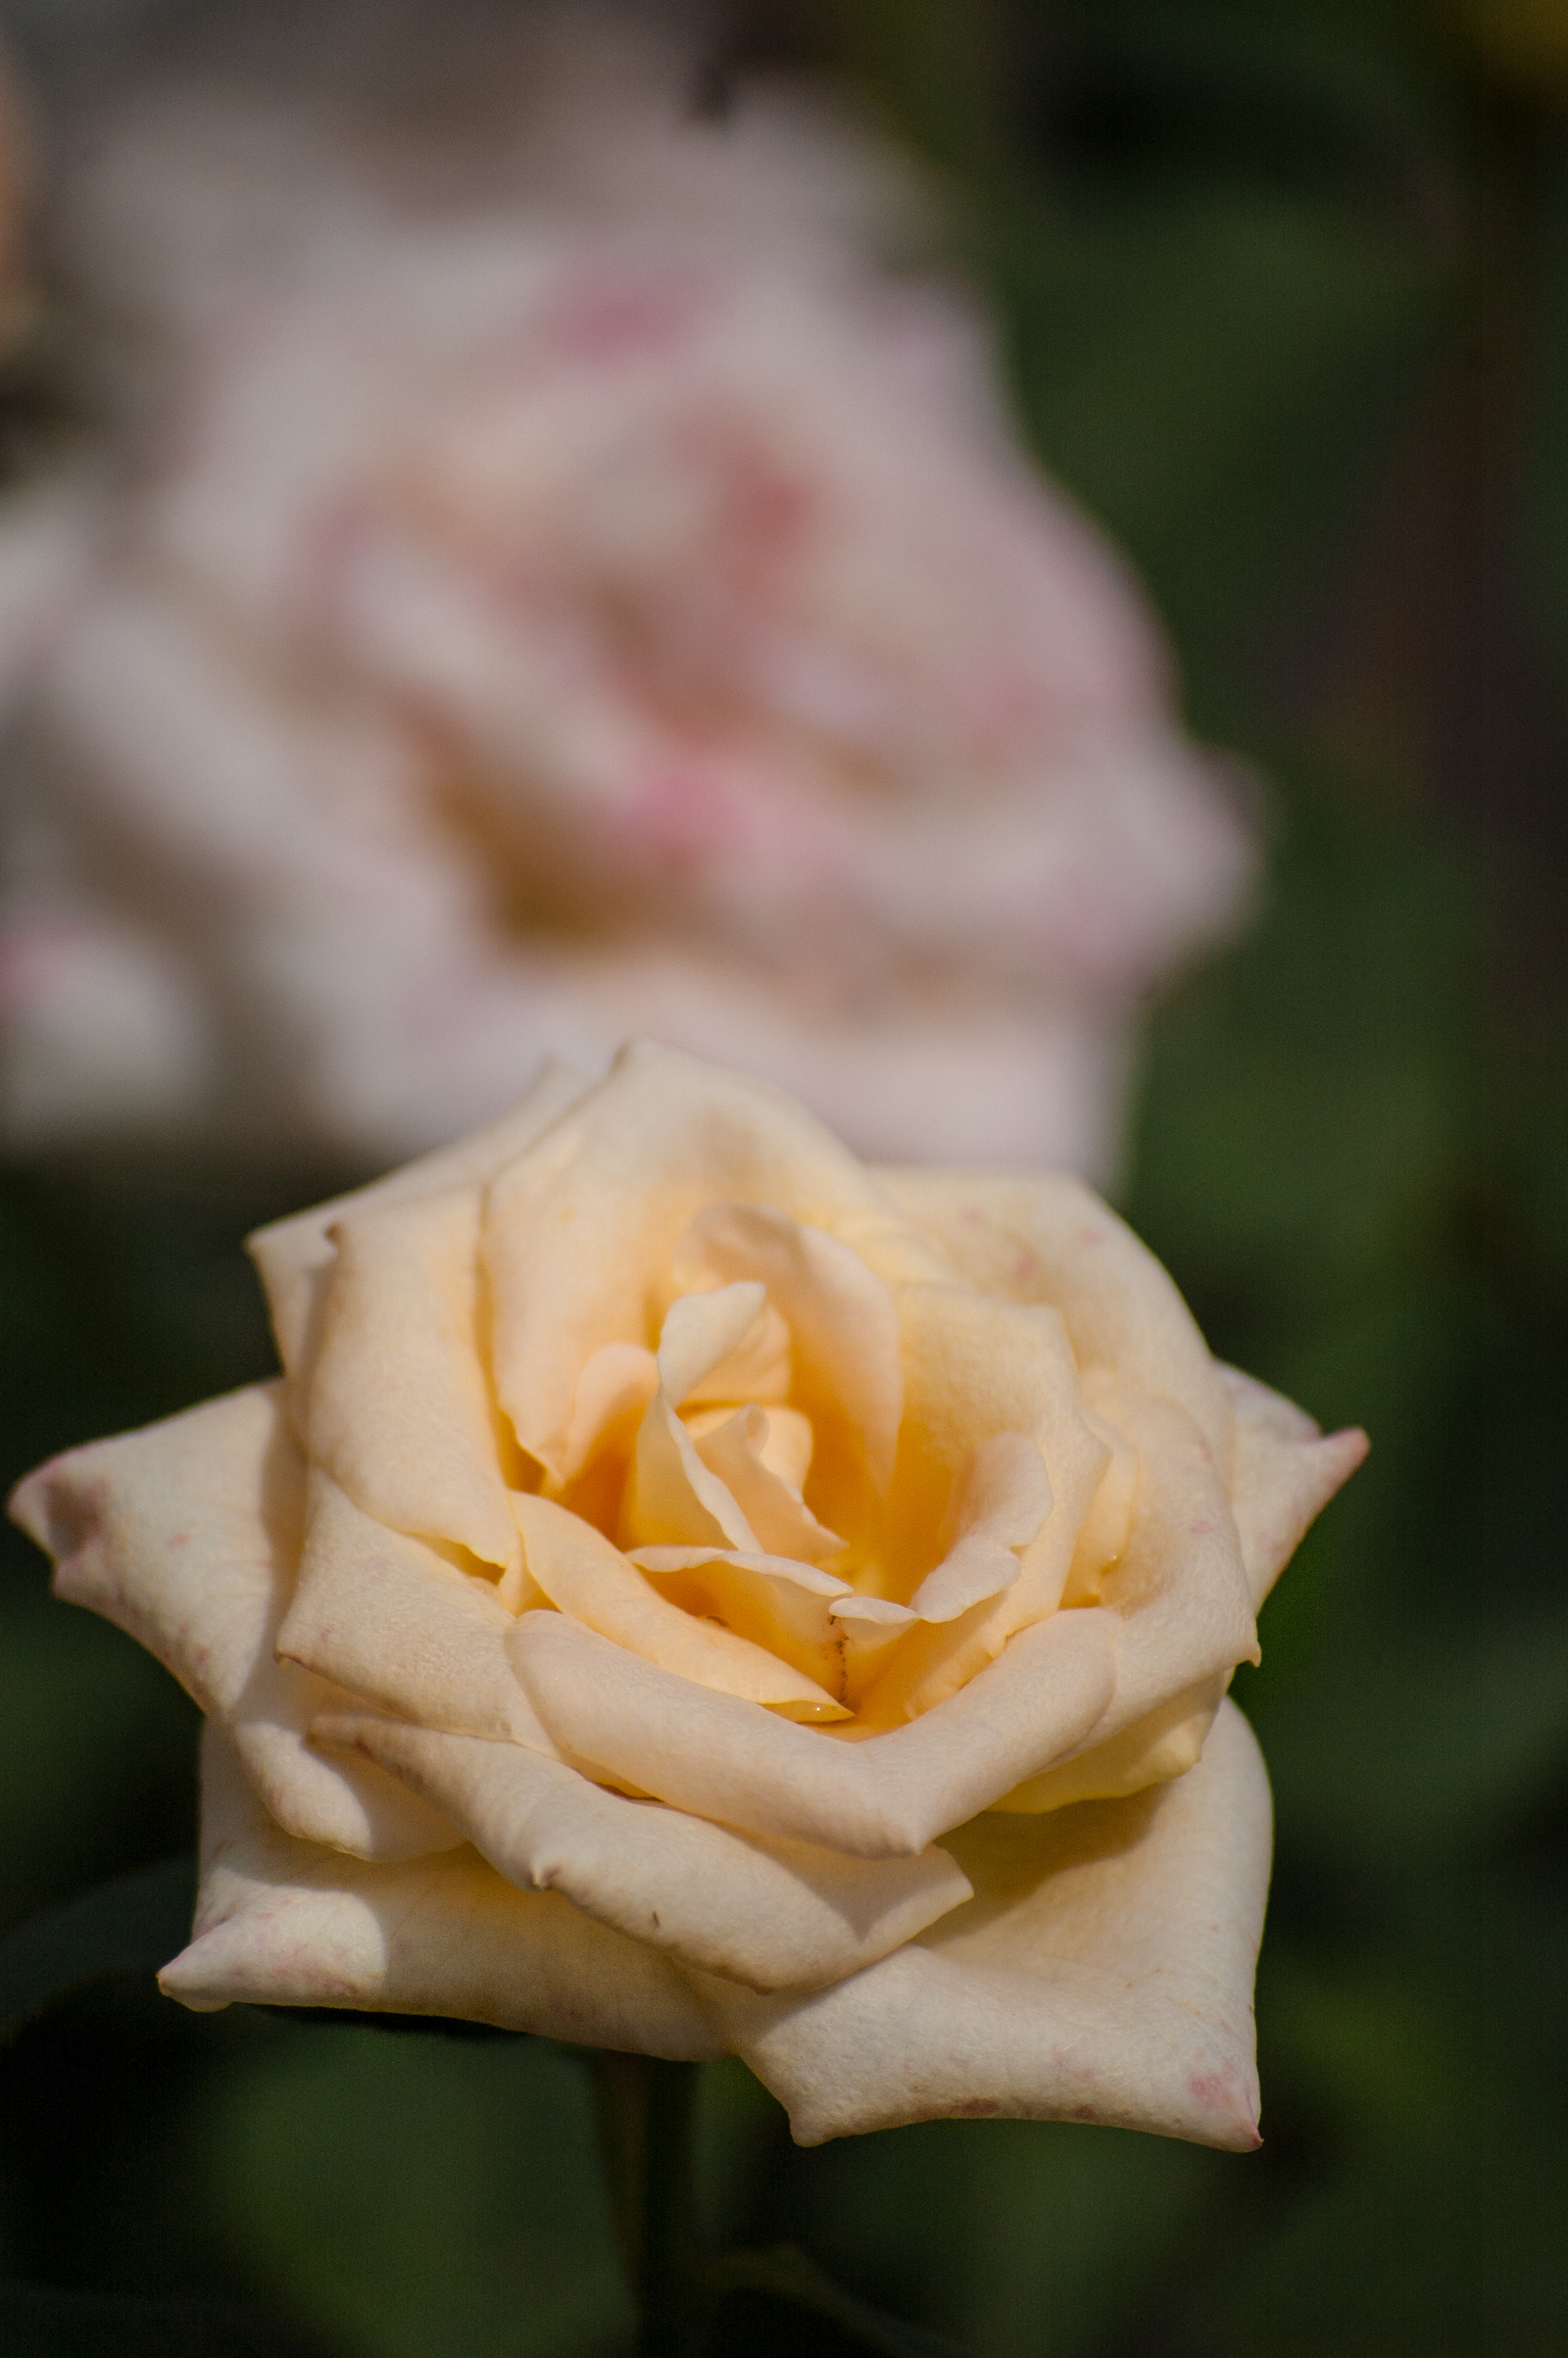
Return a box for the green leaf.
[704,2245,977,2356]
[0,1855,195,2040]
[0,2280,312,2358]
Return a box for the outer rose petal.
[248,1053,589,1379]
[278,1471,559,1750]
[693,1698,1270,2148]
[874,1167,1235,1464]
[162,1726,721,2057]
[1220,1364,1369,1607]
[310,1712,973,1992]
[1066,1388,1257,1744]
[981,1386,1256,1807]
[306,1183,519,1567]
[993,1673,1227,1814]
[7,1387,458,1860]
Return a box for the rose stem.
[588,2052,705,2357]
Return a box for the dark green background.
[0,3,1545,2351]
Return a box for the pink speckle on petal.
[955,2097,1001,2117]
[1187,2066,1257,2146]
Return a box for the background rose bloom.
[0,61,1252,1172]
[11,1045,1365,2146]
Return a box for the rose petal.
[827,1596,914,1629]
[1221,1365,1368,1608]
[7,1387,458,1860]
[656,1282,769,1408]
[631,1545,850,1694]
[161,1725,720,2056]
[513,1492,846,1718]
[896,1284,1079,1483]
[510,1604,1119,1853]
[1072,1389,1258,1746]
[691,1405,845,1566]
[907,1431,1053,1623]
[311,1713,973,1991]
[277,1470,558,1749]
[676,1203,905,1491]
[620,1286,768,1553]
[558,1340,660,1483]
[306,1183,519,1568]
[828,1592,918,1690]
[249,1054,588,1380]
[682,1302,793,1408]
[993,1673,1225,1812]
[931,1388,1264,1811]
[483,1042,897,1479]
[687,1400,813,1491]
[692,1697,1269,2148]
[875,1284,1083,1613]
[1063,1400,1141,1603]
[856,1400,1108,1727]
[875,1169,1235,1465]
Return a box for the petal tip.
[1183,2054,1262,2151]
[156,1946,231,2014]
[7,1453,87,1554]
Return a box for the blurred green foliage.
[0,0,1551,2352]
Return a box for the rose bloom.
[0,79,1251,1173]
[12,1045,1365,2145]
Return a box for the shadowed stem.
[589,2053,706,2358]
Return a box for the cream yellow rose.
[10,1044,1364,2146]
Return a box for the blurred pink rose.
[0,73,1253,1171]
